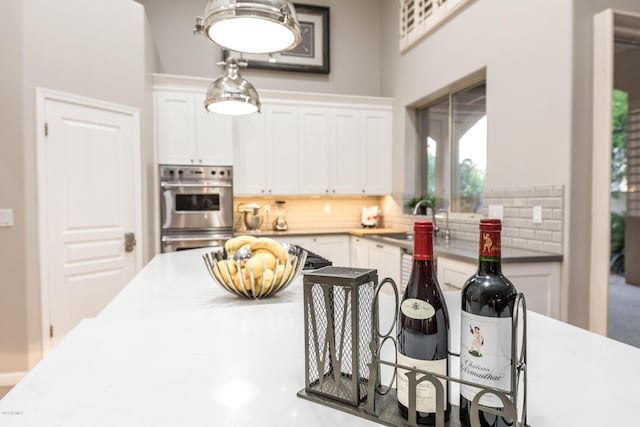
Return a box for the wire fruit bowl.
[203,237,307,299]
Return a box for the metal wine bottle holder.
[297,269,529,427]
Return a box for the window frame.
[415,79,487,218]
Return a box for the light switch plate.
[533,206,543,224]
[488,205,504,220]
[0,209,14,227]
[264,204,271,215]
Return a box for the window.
[417,82,487,214]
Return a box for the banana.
[224,235,258,255]
[249,237,288,264]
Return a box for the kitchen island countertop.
[0,248,636,426]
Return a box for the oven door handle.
[161,235,230,243]
[160,182,232,189]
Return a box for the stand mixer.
[239,203,263,232]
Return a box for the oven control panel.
[160,165,233,182]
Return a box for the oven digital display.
[175,194,220,211]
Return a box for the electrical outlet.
[0,209,14,227]
[488,205,504,220]
[264,204,271,215]
[324,203,331,214]
[533,206,542,224]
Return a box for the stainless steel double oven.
[160,165,233,253]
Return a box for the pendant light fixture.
[204,57,260,115]
[195,0,301,54]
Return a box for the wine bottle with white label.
[460,218,518,427]
[397,221,450,424]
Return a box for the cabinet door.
[372,243,401,285]
[436,256,476,291]
[331,109,362,194]
[311,235,350,267]
[502,263,561,318]
[264,104,299,195]
[156,91,196,165]
[350,236,368,268]
[361,110,392,194]
[194,92,233,165]
[298,107,330,195]
[233,113,267,195]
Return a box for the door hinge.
[44,123,48,137]
[49,324,53,338]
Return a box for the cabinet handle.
[268,189,272,194]
[332,189,336,194]
[362,189,365,194]
[261,189,265,194]
[326,189,329,194]
[376,244,383,249]
[199,159,202,163]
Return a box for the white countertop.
[1,248,639,426]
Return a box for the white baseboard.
[0,372,26,387]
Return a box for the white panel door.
[265,104,299,195]
[155,91,196,165]
[194,92,233,165]
[42,95,140,347]
[298,107,330,195]
[331,109,362,194]
[362,110,392,194]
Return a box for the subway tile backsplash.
[381,185,564,254]
[234,185,564,255]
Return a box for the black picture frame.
[223,4,330,74]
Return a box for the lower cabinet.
[272,234,350,267]
[436,256,561,319]
[350,236,401,286]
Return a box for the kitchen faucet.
[412,199,439,236]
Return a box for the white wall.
[137,0,383,96]
[381,0,574,196]
[0,0,153,375]
[0,0,28,374]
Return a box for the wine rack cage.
[298,268,529,427]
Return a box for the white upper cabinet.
[233,103,299,195]
[233,112,267,195]
[194,92,233,165]
[331,109,361,195]
[264,104,299,195]
[361,110,392,195]
[155,91,196,165]
[155,89,232,166]
[298,107,331,195]
[153,74,392,194]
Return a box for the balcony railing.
[399,0,477,53]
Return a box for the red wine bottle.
[459,218,518,427]
[397,221,450,424]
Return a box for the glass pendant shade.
[205,57,260,116]
[197,0,301,54]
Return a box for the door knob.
[124,232,136,253]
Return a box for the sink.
[381,233,414,241]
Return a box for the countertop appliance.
[273,200,288,231]
[160,165,233,252]
[239,203,263,232]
